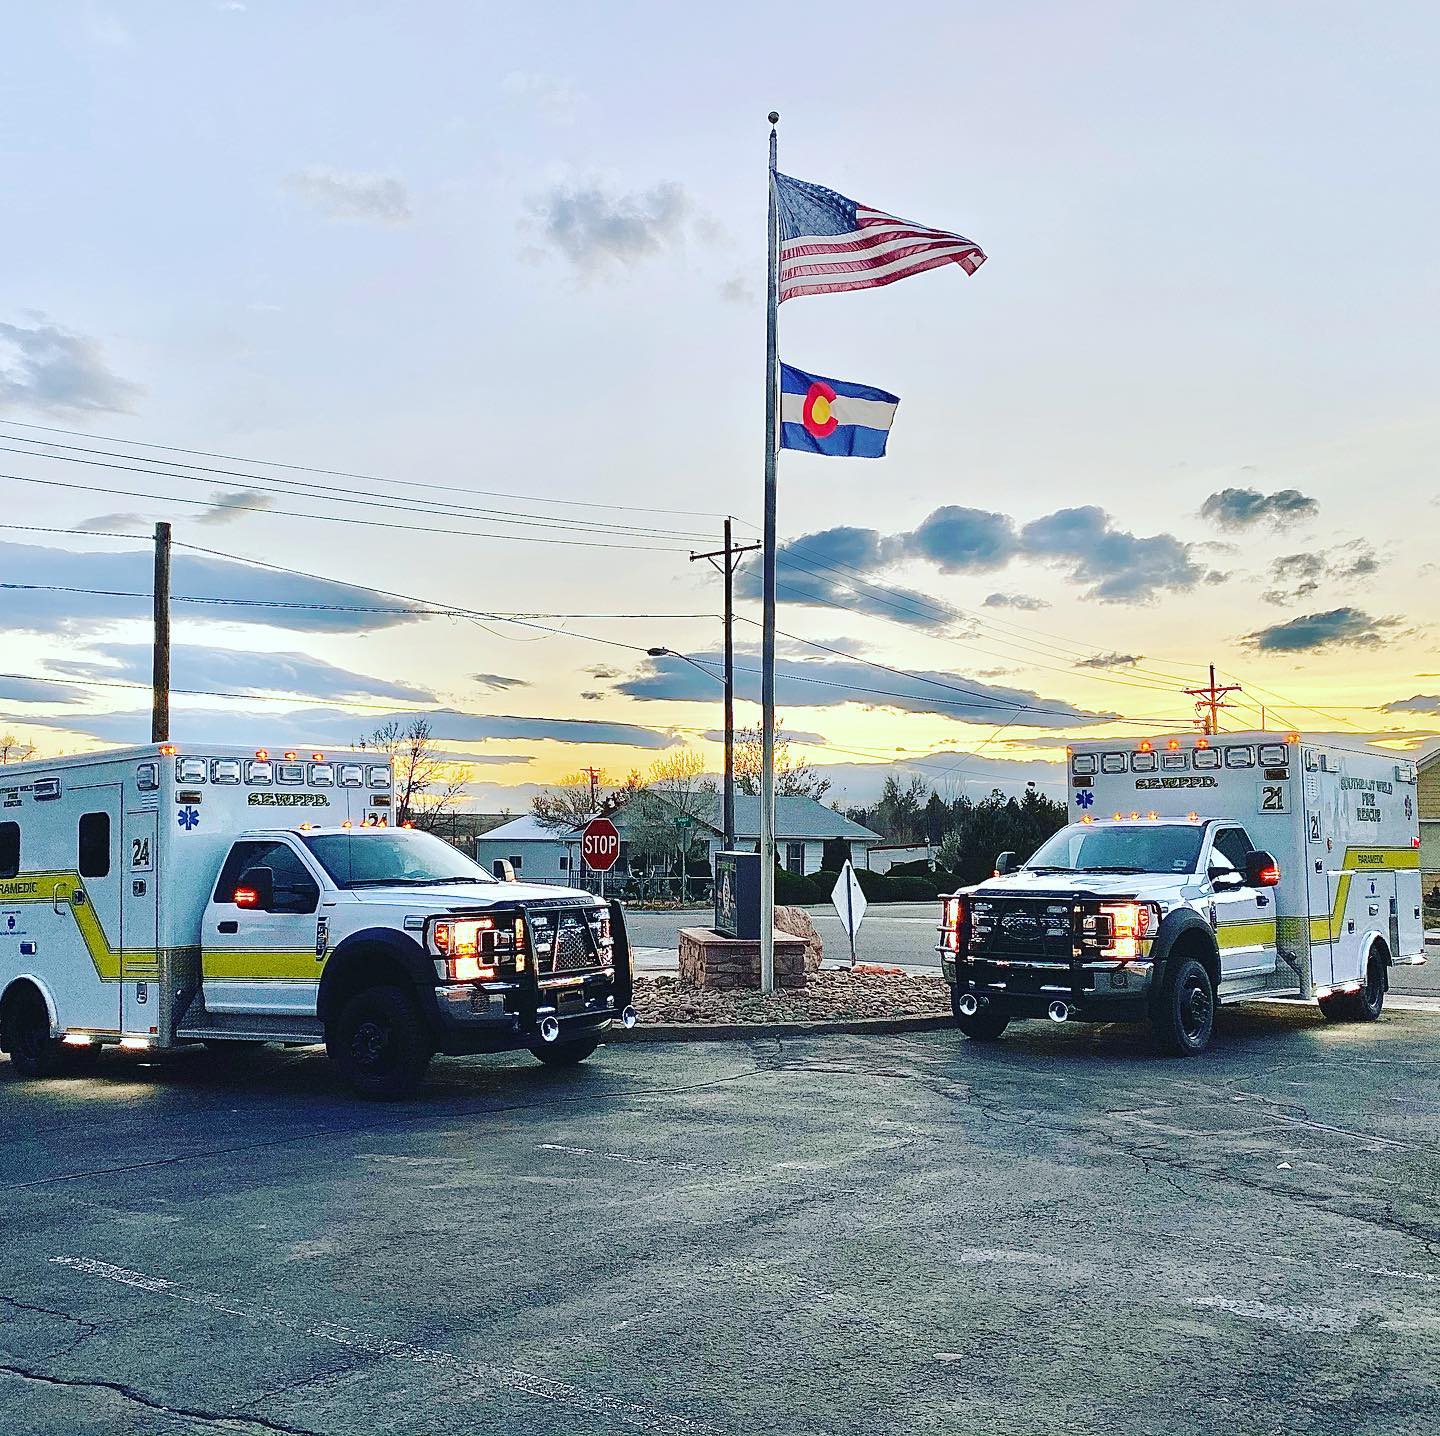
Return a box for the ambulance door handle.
[1256,894,1270,907]
[217,921,238,935]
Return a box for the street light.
[647,646,735,852]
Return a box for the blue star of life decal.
[177,805,201,832]
[1075,790,1095,809]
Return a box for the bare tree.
[733,720,831,800]
[359,718,465,833]
[623,750,718,901]
[532,769,609,833]
[0,735,36,765]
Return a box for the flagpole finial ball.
[768,111,780,125]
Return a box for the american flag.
[774,171,986,303]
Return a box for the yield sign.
[581,817,621,872]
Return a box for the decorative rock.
[774,905,824,972]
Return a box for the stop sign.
[581,817,621,872]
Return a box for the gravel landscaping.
[633,968,952,1026]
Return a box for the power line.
[0,469,695,554]
[0,581,711,621]
[0,418,731,521]
[0,443,715,543]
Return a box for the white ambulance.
[938,732,1424,1054]
[0,743,636,1097]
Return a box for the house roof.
[475,795,881,847]
[473,814,579,844]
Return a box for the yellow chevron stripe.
[1217,919,1278,950]
[202,949,321,981]
[0,871,123,980]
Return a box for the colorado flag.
[779,364,899,458]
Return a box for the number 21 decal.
[1308,813,1322,843]
[1258,783,1289,814]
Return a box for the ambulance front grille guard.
[527,907,611,978]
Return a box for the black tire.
[3,987,64,1078]
[1152,956,1215,1056]
[331,985,434,1100]
[1319,950,1387,1023]
[950,985,1010,1041]
[530,1037,600,1066]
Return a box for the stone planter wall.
[678,927,808,990]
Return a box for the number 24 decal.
[131,836,151,868]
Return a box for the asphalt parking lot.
[3,1002,1438,1436]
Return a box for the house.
[474,814,581,885]
[473,794,881,891]
[1420,748,1440,918]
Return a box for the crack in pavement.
[0,1363,321,1434]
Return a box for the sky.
[2,1,1438,812]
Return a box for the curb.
[611,1013,954,1043]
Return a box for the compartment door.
[1302,761,1334,988]
[121,810,159,1036]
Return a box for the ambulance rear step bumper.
[176,1012,324,1045]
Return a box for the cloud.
[1243,607,1399,653]
[284,168,411,225]
[0,540,430,635]
[585,664,622,680]
[1261,542,1379,604]
[51,644,435,704]
[754,527,956,630]
[1382,695,1440,715]
[0,317,141,417]
[763,506,1201,616]
[472,672,529,692]
[524,180,702,275]
[193,487,274,526]
[72,512,149,534]
[718,274,754,304]
[700,727,828,745]
[983,592,1048,611]
[898,506,1019,574]
[501,70,580,123]
[1021,506,1204,602]
[23,706,678,751]
[617,651,1113,727]
[1074,652,1142,670]
[579,690,604,701]
[1201,487,1319,530]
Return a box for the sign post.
[830,861,868,967]
[581,817,621,889]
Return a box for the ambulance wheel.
[1152,957,1215,1056]
[1320,950,1387,1023]
[950,986,1010,1041]
[530,1037,600,1066]
[332,986,433,1100]
[3,987,64,1079]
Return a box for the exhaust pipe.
[956,993,982,1017]
[539,1016,561,1044]
[1047,1001,1071,1024]
[621,1005,639,1030]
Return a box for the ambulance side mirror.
[235,866,274,909]
[1245,850,1280,888]
[994,851,1017,876]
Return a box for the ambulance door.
[121,810,159,1037]
[204,837,324,1016]
[71,785,124,1033]
[1205,825,1279,978]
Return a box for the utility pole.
[1185,663,1242,735]
[690,519,761,850]
[581,766,602,812]
[150,520,171,743]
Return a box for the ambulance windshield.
[1025,823,1204,876]
[303,830,496,888]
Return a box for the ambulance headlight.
[1088,901,1160,960]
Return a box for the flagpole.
[760,109,780,994]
